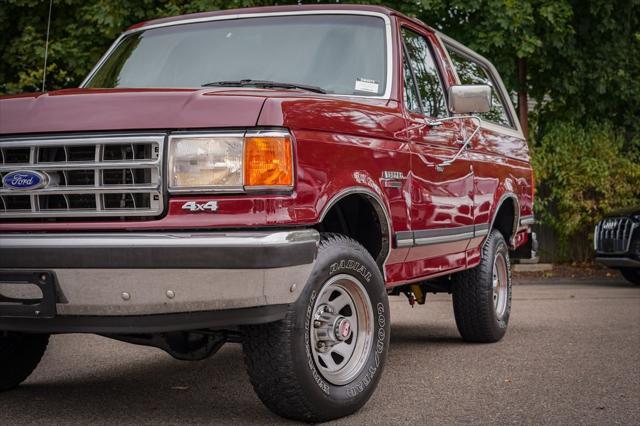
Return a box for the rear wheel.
[620,268,640,285]
[242,234,390,422]
[0,332,49,391]
[452,229,512,343]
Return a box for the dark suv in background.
[595,206,640,285]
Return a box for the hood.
[0,88,268,135]
[605,205,640,218]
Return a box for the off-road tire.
[452,229,511,343]
[0,332,49,391]
[242,234,390,422]
[620,268,640,285]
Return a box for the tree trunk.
[517,57,529,141]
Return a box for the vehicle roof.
[127,4,435,33]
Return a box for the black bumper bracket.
[0,270,57,319]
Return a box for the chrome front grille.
[0,134,164,218]
[594,217,638,254]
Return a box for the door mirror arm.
[424,116,482,172]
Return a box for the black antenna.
[42,0,53,92]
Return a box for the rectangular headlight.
[169,135,243,191]
[168,132,293,192]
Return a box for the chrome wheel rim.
[492,252,509,320]
[310,274,374,386]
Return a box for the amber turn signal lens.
[244,136,293,187]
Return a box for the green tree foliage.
[533,121,640,260]
[2,0,638,128]
[1,0,638,260]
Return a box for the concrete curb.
[513,263,553,272]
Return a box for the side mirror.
[448,85,492,114]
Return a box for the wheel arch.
[316,187,392,277]
[488,192,521,248]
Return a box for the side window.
[401,28,448,118]
[448,50,513,127]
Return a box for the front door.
[400,25,475,280]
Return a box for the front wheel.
[452,229,512,343]
[242,234,390,422]
[0,332,49,391]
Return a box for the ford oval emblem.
[2,170,49,190]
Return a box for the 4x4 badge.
[181,201,218,212]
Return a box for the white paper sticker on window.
[355,78,379,94]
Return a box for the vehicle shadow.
[514,277,635,288]
[390,324,465,346]
[0,321,529,424]
[0,342,293,425]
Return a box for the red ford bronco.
[0,5,536,421]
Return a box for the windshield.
[84,14,388,96]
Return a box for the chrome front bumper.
[0,230,319,319]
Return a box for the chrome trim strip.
[0,229,319,249]
[394,225,477,247]
[520,215,535,226]
[0,210,159,219]
[437,32,525,140]
[390,199,522,249]
[0,135,164,148]
[474,223,490,237]
[415,232,473,246]
[244,130,296,138]
[414,225,475,239]
[0,185,159,196]
[414,231,474,246]
[168,187,244,194]
[81,10,394,100]
[395,231,413,248]
[0,160,158,172]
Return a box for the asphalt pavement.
[1,277,638,425]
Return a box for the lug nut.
[314,320,322,328]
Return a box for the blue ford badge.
[2,170,49,190]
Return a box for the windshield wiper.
[202,79,327,94]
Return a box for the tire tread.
[0,333,49,391]
[452,230,511,343]
[242,233,384,422]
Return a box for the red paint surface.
[0,6,534,288]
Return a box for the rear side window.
[401,28,448,118]
[448,50,513,128]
